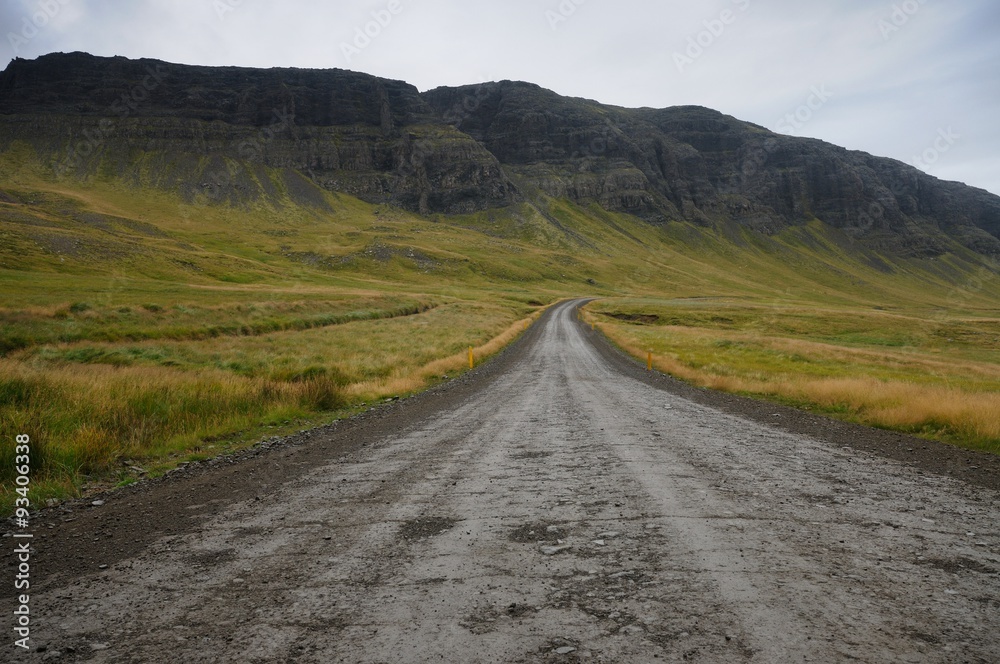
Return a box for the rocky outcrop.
[424,82,1000,257]
[0,52,517,213]
[2,52,999,258]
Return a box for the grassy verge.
[584,299,1000,454]
[0,299,540,513]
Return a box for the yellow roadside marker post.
[469,347,474,369]
[647,352,653,371]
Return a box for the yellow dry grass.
[592,318,1000,452]
[345,314,537,400]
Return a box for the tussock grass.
[589,301,1000,454]
[0,296,437,352]
[346,311,537,400]
[0,300,534,511]
[0,360,345,495]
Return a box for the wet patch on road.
[398,516,459,541]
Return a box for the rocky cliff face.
[2,52,999,258]
[0,52,518,213]
[424,82,1000,258]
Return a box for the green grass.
[2,146,1000,512]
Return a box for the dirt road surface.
[7,299,1000,662]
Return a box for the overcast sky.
[3,0,999,195]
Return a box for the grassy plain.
[584,299,1000,453]
[2,149,999,511]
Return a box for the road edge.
[0,299,570,592]
[571,301,1000,492]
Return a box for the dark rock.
[424,81,1000,258]
[1,52,999,259]
[0,52,516,214]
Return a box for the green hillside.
[2,146,999,510]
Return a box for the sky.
[2,0,999,195]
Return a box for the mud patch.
[229,526,267,540]
[511,450,555,460]
[796,491,840,506]
[398,517,458,541]
[505,602,535,618]
[185,548,237,567]
[459,606,502,635]
[918,557,997,575]
[905,629,941,645]
[509,522,568,544]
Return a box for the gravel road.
[9,299,1000,663]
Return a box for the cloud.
[1,0,997,194]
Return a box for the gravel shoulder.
[5,299,999,663]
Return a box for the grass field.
[0,299,536,507]
[2,148,1000,512]
[584,299,1000,454]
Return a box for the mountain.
[1,51,999,264]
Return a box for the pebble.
[555,646,577,655]
[98,564,108,570]
[90,643,109,651]
[597,531,621,539]
[541,545,572,556]
[91,500,105,507]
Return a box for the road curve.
[17,300,1000,662]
